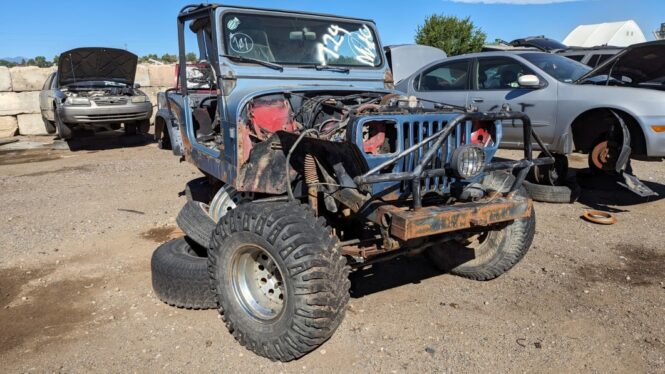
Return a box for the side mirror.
[518,75,541,88]
[133,83,141,89]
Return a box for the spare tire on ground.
[176,201,216,248]
[151,236,216,310]
[523,180,581,204]
[185,177,212,203]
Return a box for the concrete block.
[0,116,18,137]
[148,65,176,88]
[0,67,11,91]
[135,64,151,88]
[10,66,53,92]
[17,113,49,135]
[0,91,41,116]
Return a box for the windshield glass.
[221,12,381,67]
[516,38,567,51]
[521,53,591,83]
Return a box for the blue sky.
[1,0,664,59]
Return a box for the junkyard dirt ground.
[1,133,664,373]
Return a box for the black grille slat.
[401,118,473,194]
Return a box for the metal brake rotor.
[591,141,619,171]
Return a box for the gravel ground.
[1,133,664,373]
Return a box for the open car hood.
[576,40,665,86]
[58,47,138,86]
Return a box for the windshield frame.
[218,9,385,69]
[519,52,591,83]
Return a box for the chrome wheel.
[209,185,254,222]
[230,245,285,321]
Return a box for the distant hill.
[0,56,27,63]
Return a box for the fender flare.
[155,108,184,156]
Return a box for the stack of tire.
[150,178,217,310]
[151,177,351,362]
[523,152,581,204]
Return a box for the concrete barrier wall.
[0,64,175,137]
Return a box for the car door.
[470,56,557,149]
[38,73,56,121]
[409,59,471,109]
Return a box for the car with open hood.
[397,45,665,197]
[39,47,152,140]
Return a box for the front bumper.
[377,196,533,241]
[59,102,152,124]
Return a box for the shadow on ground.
[349,254,442,298]
[59,130,153,152]
[573,168,665,212]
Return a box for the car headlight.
[64,97,90,106]
[131,95,147,103]
[451,145,486,179]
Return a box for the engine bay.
[61,86,140,98]
[192,91,449,153]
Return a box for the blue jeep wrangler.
[153,4,553,361]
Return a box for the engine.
[242,92,494,159]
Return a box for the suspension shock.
[304,154,318,215]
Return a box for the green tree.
[160,53,178,63]
[53,55,59,65]
[34,56,49,68]
[415,14,486,56]
[139,54,159,63]
[186,52,198,62]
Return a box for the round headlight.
[451,145,486,179]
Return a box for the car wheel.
[208,202,350,361]
[54,111,73,140]
[530,152,568,186]
[426,172,536,281]
[124,123,138,135]
[151,236,216,310]
[136,119,151,134]
[42,116,56,134]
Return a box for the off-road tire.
[427,172,536,281]
[176,201,216,248]
[150,237,216,309]
[208,202,350,362]
[523,180,581,204]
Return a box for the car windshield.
[221,12,382,67]
[521,53,591,83]
[518,38,567,51]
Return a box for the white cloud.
[448,0,581,4]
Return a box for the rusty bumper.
[378,197,533,241]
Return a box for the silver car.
[39,47,152,140]
[397,42,665,192]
